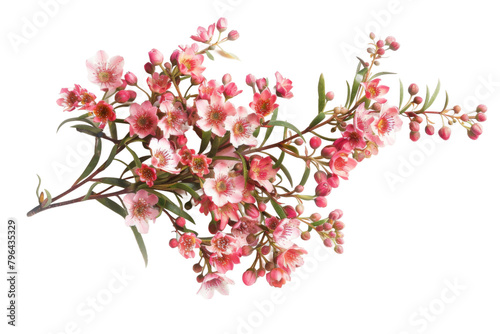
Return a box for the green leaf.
[318,73,326,113]
[130,226,148,267]
[442,90,449,112]
[422,85,430,111]
[96,196,127,218]
[309,112,326,128]
[83,182,101,201]
[282,144,299,155]
[42,189,52,208]
[345,81,351,108]
[212,156,240,161]
[252,126,260,137]
[369,71,396,81]
[270,198,286,219]
[267,120,305,141]
[296,194,315,200]
[273,151,285,169]
[205,50,214,60]
[103,145,118,169]
[422,80,440,111]
[235,151,248,187]
[75,138,102,184]
[260,108,279,148]
[56,113,95,133]
[299,165,311,186]
[349,68,368,107]
[98,177,132,188]
[399,79,404,110]
[199,130,212,154]
[125,145,142,169]
[35,174,42,199]
[167,183,200,200]
[72,124,103,136]
[108,121,117,140]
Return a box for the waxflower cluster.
[28,18,487,298]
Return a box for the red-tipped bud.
[316,224,324,232]
[333,221,345,230]
[241,245,253,256]
[327,174,340,188]
[222,73,232,85]
[258,202,267,212]
[246,74,256,87]
[115,90,131,103]
[257,268,266,277]
[310,213,321,222]
[321,145,337,159]
[296,204,305,215]
[438,126,451,140]
[169,238,178,248]
[470,123,483,136]
[256,78,267,92]
[409,121,420,132]
[127,90,137,102]
[228,30,239,41]
[476,113,487,122]
[294,185,304,193]
[315,196,328,208]
[148,49,164,66]
[329,211,340,221]
[326,91,335,101]
[467,130,479,140]
[124,72,138,86]
[243,270,257,286]
[333,209,343,218]
[377,48,386,55]
[324,223,333,230]
[389,41,400,50]
[460,114,469,122]
[314,171,327,183]
[413,96,423,105]
[323,238,333,247]
[408,83,419,95]
[315,182,332,197]
[261,245,271,255]
[283,205,297,218]
[334,245,344,254]
[301,231,311,240]
[328,231,337,238]
[144,62,155,74]
[176,135,188,147]
[216,17,228,32]
[476,104,487,113]
[425,124,435,135]
[170,50,180,66]
[410,131,420,142]
[376,40,385,48]
[245,204,260,219]
[310,136,322,149]
[176,217,186,227]
[335,237,344,245]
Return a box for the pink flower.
[223,82,243,99]
[277,244,308,274]
[206,232,237,255]
[79,89,97,110]
[134,164,157,187]
[209,253,237,273]
[158,101,189,138]
[266,268,290,288]
[367,105,403,147]
[197,272,234,299]
[123,189,159,234]
[213,202,239,231]
[342,124,366,150]
[249,156,278,192]
[273,218,301,248]
[149,138,181,174]
[198,195,216,216]
[203,164,245,207]
[56,85,82,111]
[148,49,164,66]
[275,72,294,99]
[89,101,116,129]
[329,150,357,180]
[225,107,260,147]
[249,89,279,118]
[86,50,124,90]
[147,73,171,94]
[191,154,212,177]
[198,80,224,100]
[178,46,206,80]
[179,146,195,166]
[231,217,260,246]
[125,101,159,138]
[361,79,389,104]
[178,233,202,259]
[191,23,215,43]
[196,93,236,137]
[241,182,256,204]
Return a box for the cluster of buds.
[28,21,487,299]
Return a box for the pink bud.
[410,131,420,142]
[376,40,385,48]
[176,135,188,147]
[460,114,469,122]
[385,36,396,44]
[369,32,376,40]
[283,205,297,218]
[310,213,321,222]
[246,74,256,87]
[324,223,333,230]
[425,124,435,135]
[467,130,479,140]
[413,96,423,105]
[115,90,131,103]
[476,104,487,113]
[193,263,203,273]
[323,238,333,247]
[314,171,327,183]
[216,17,228,32]
[127,91,137,102]
[261,245,271,255]
[222,73,232,85]
[258,202,267,212]
[409,121,420,132]
[334,245,344,254]
[246,234,256,244]
[170,50,180,65]
[470,123,483,136]
[256,78,267,92]
[476,112,487,122]
[241,245,253,256]
[333,221,345,230]
[296,204,304,215]
[191,75,203,85]
[389,41,400,50]
[301,231,311,240]
[321,145,337,159]
[144,62,154,74]
[438,126,451,140]
[329,211,340,221]
[257,268,266,277]
[243,270,257,286]
[245,204,260,219]
[176,217,186,227]
[326,91,335,101]
[333,209,343,218]
[169,238,178,248]
[223,82,242,99]
[124,72,137,86]
[327,174,340,188]
[228,30,239,41]
[310,136,322,149]
[148,49,164,66]
[315,196,328,208]
[377,48,385,55]
[294,138,304,146]
[315,182,332,197]
[408,83,419,95]
[316,224,324,232]
[335,237,344,245]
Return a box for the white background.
[1,0,499,333]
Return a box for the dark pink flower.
[147,73,171,94]
[277,244,308,274]
[134,164,157,187]
[266,268,290,288]
[249,156,278,192]
[191,154,212,177]
[125,101,159,138]
[178,233,202,259]
[89,101,116,129]
[275,72,293,99]
[249,89,278,118]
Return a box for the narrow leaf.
[235,151,248,187]
[57,114,95,133]
[270,198,286,219]
[369,71,396,81]
[42,189,52,208]
[76,138,102,183]
[299,166,311,186]
[424,80,440,111]
[199,130,212,154]
[442,90,449,111]
[260,108,279,148]
[98,177,132,188]
[130,226,148,267]
[125,145,142,168]
[318,73,326,113]
[309,112,326,128]
[167,183,200,200]
[205,50,214,60]
[267,120,305,141]
[96,196,127,218]
[273,151,285,169]
[83,182,101,201]
[399,79,404,110]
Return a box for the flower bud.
[283,205,297,218]
[460,114,469,122]
[246,74,256,87]
[315,182,332,197]
[425,124,435,135]
[115,90,131,103]
[257,268,266,277]
[476,104,487,113]
[310,213,321,222]
[191,75,203,85]
[385,36,396,44]
[410,131,420,142]
[261,245,271,255]
[294,138,304,146]
[413,96,423,105]
[369,32,376,40]
[334,245,344,254]
[333,208,343,219]
[241,245,253,256]
[176,217,186,227]
[329,211,340,221]
[256,78,267,92]
[310,136,322,149]
[222,73,232,85]
[170,50,180,66]
[327,174,340,188]
[243,270,257,286]
[453,105,461,113]
[389,41,400,50]
[372,102,382,111]
[193,263,203,273]
[335,237,344,245]
[408,83,419,96]
[476,112,487,122]
[377,48,385,55]
[321,145,337,159]
[245,204,260,219]
[314,171,327,183]
[438,126,451,140]
[216,17,228,32]
[169,238,178,248]
[316,224,324,232]
[324,223,333,230]
[124,72,138,86]
[228,30,239,41]
[176,135,188,147]
[296,203,304,215]
[208,221,218,234]
[326,91,335,101]
[315,196,328,208]
[409,121,420,132]
[470,123,483,136]
[333,221,345,230]
[301,231,311,240]
[148,49,164,66]
[323,238,333,248]
[196,274,205,283]
[264,262,274,271]
[258,202,267,212]
[467,130,479,140]
[336,231,345,238]
[376,40,385,48]
[144,62,155,74]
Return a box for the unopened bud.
[372,102,382,111]
[294,138,304,146]
[314,171,327,183]
[261,245,271,255]
[264,262,274,271]
[169,238,178,248]
[326,91,334,101]
[296,204,304,215]
[321,145,337,159]
[315,196,327,208]
[193,263,203,273]
[258,202,266,212]
[148,49,164,66]
[408,83,419,96]
[246,234,257,244]
[413,96,423,105]
[476,112,487,122]
[389,41,400,50]
[310,213,321,222]
[409,121,420,132]
[294,185,304,193]
[176,217,186,227]
[333,221,345,230]
[222,73,232,85]
[242,270,257,286]
[228,30,239,41]
[334,245,344,254]
[460,114,469,122]
[323,238,334,248]
[216,17,228,32]
[241,245,253,256]
[438,126,451,140]
[124,72,138,86]
[144,62,155,74]
[425,124,435,135]
[470,123,483,136]
[476,104,487,113]
[283,205,297,218]
[410,131,420,142]
[301,231,311,240]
